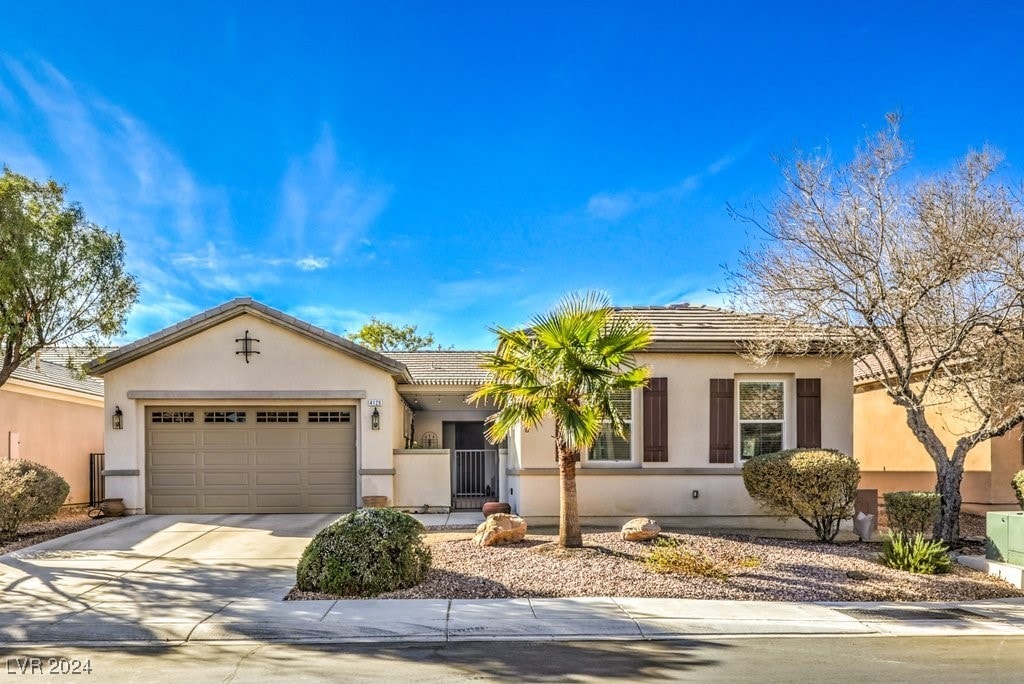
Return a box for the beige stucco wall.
[393,449,451,510]
[854,383,1023,512]
[99,312,402,512]
[0,381,104,506]
[506,352,853,525]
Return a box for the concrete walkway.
[3,515,1024,645]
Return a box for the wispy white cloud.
[296,256,330,271]
[584,140,757,222]
[0,57,381,343]
[276,126,390,255]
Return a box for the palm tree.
[471,291,652,548]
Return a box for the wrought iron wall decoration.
[235,330,260,363]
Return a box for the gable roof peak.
[86,297,411,380]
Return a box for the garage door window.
[256,411,299,423]
[308,410,350,423]
[152,411,195,423]
[204,411,247,423]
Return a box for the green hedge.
[296,507,431,597]
[883,491,940,539]
[0,459,70,541]
[742,448,860,542]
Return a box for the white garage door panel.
[146,406,357,514]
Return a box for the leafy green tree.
[351,317,437,351]
[0,167,137,386]
[471,291,652,548]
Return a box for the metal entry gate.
[452,449,497,510]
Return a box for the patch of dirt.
[0,507,112,556]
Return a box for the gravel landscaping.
[290,514,1024,603]
[0,508,112,556]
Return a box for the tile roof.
[387,305,832,385]
[614,305,828,352]
[386,351,491,385]
[8,350,105,397]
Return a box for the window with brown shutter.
[643,377,668,462]
[709,378,734,463]
[796,378,822,448]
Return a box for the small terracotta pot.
[361,495,389,508]
[98,498,126,517]
[482,501,511,516]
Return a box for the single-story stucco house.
[85,298,853,527]
[2,349,105,506]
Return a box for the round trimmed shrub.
[883,491,941,539]
[0,459,70,540]
[742,448,860,542]
[296,507,431,596]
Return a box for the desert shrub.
[742,448,860,542]
[879,531,952,574]
[296,507,431,597]
[643,538,728,580]
[1012,470,1024,511]
[0,459,70,541]
[883,491,940,539]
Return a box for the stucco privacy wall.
[393,449,450,509]
[855,384,1023,512]
[0,382,103,505]
[507,353,853,524]
[100,312,400,512]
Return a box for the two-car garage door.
[146,406,356,514]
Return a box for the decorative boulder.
[472,513,527,547]
[621,517,661,541]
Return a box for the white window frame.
[735,377,791,462]
[584,387,641,467]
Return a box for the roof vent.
[668,302,690,309]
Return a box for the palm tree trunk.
[558,447,582,548]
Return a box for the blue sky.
[2,2,1023,349]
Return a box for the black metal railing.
[89,452,105,507]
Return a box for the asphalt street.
[3,636,1024,683]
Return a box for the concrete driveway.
[0,514,344,641]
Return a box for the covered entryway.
[146,406,356,514]
[444,421,499,511]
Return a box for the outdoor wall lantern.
[112,406,124,430]
[371,407,380,430]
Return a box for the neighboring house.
[1,349,106,506]
[85,298,853,528]
[854,371,1022,514]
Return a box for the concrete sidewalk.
[4,514,1024,645]
[4,595,1024,644]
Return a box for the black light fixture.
[112,406,124,430]
[371,407,380,430]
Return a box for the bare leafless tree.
[728,114,1024,543]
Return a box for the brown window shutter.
[643,377,668,462]
[796,378,822,448]
[709,378,734,463]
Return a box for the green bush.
[742,448,860,542]
[883,491,940,539]
[879,531,952,574]
[643,538,728,580]
[1012,470,1024,511]
[296,507,431,597]
[0,459,70,541]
